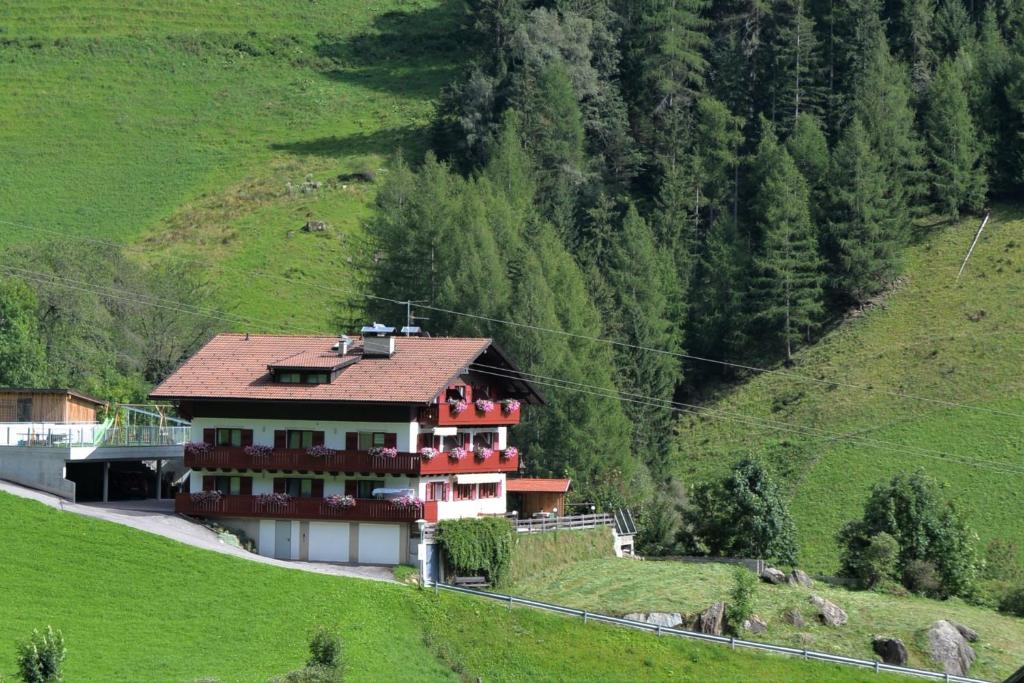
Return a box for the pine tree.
[786,112,829,220]
[689,214,750,366]
[748,122,824,361]
[923,58,988,218]
[932,0,975,60]
[769,0,826,131]
[826,116,903,304]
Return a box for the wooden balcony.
[175,493,424,522]
[420,450,520,475]
[418,401,521,427]
[185,447,420,475]
[186,446,520,476]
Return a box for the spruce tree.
[748,122,824,361]
[923,58,988,219]
[826,116,903,304]
[769,0,826,131]
[786,112,830,220]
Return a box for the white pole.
[956,211,991,282]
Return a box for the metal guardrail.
[426,582,990,683]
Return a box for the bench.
[452,575,490,588]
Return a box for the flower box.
[324,494,356,510]
[420,447,438,461]
[501,399,521,415]
[391,494,422,509]
[190,490,222,504]
[501,446,518,460]
[185,441,212,458]
[368,446,398,458]
[474,446,493,461]
[448,446,467,461]
[306,445,337,458]
[256,493,291,508]
[475,399,495,413]
[449,399,468,415]
[244,444,274,458]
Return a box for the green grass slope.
[0,1,462,329]
[675,208,1024,573]
[0,492,887,682]
[509,557,1024,681]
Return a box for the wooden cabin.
[0,388,107,424]
[506,478,571,517]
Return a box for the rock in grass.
[783,608,806,627]
[950,621,979,642]
[695,602,726,636]
[761,567,787,584]
[809,595,848,626]
[742,615,768,634]
[928,620,975,675]
[872,636,908,665]
[623,613,683,628]
[788,569,814,588]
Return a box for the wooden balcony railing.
[186,446,520,476]
[185,447,420,475]
[418,402,521,427]
[175,493,424,522]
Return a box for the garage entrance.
[66,459,180,503]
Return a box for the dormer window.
[445,385,465,402]
[278,372,301,384]
[274,371,330,384]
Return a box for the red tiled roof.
[268,350,357,370]
[150,334,493,404]
[505,478,571,493]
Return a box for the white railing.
[514,513,615,533]
[426,582,990,683]
[0,423,189,448]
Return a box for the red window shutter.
[492,431,500,448]
[443,483,450,501]
[463,433,471,449]
[273,478,286,494]
[383,433,397,449]
[311,479,324,497]
[425,483,434,502]
[312,431,325,447]
[202,475,215,491]
[241,430,254,447]
[496,480,502,497]
[239,477,253,496]
[202,428,215,445]
[344,480,357,497]
[273,430,287,449]
[345,432,358,451]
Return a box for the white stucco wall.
[0,446,76,499]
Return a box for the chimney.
[332,335,353,356]
[360,323,397,357]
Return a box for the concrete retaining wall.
[0,446,75,499]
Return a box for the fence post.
[803,649,808,660]
[730,636,735,650]
[874,662,879,674]
[656,625,661,636]
[508,595,513,611]
[583,610,588,624]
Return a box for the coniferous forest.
[364,0,1024,523]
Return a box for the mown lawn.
[0,492,888,681]
[508,557,1024,681]
[675,208,1024,573]
[0,0,462,328]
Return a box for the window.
[217,428,243,447]
[425,482,446,501]
[278,372,301,384]
[454,483,475,501]
[479,483,498,498]
[473,432,496,449]
[305,373,329,384]
[285,478,314,498]
[213,476,241,495]
[357,432,387,450]
[442,434,464,452]
[472,384,491,400]
[16,398,32,422]
[357,480,385,498]
[287,430,314,449]
[445,385,465,402]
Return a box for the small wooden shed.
[506,477,571,517]
[0,388,107,423]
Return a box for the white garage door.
[308,522,349,562]
[357,524,401,565]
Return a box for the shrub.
[726,568,757,633]
[903,559,942,597]
[268,665,340,683]
[840,531,899,588]
[837,470,979,598]
[436,517,516,586]
[307,626,342,670]
[984,539,1023,583]
[16,626,65,683]
[999,585,1024,617]
[686,459,798,564]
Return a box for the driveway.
[0,480,397,583]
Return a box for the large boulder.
[809,595,848,626]
[623,612,684,628]
[695,602,726,636]
[788,569,814,588]
[950,621,979,643]
[928,620,975,676]
[872,636,909,666]
[783,608,806,627]
[761,567,787,584]
[742,615,768,634]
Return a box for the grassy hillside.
[509,557,1024,681]
[675,208,1024,572]
[0,0,462,328]
[0,493,888,682]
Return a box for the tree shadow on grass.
[269,124,428,160]
[313,0,472,101]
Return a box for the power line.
[469,364,1024,477]
[5,214,1022,419]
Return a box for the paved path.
[0,480,396,583]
